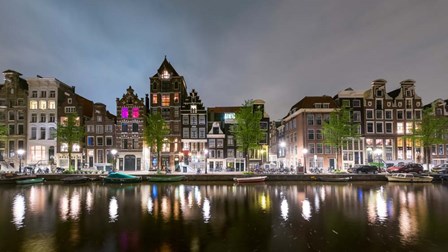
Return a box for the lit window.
[161,70,170,79]
[162,95,170,106]
[121,107,129,118]
[174,93,179,103]
[152,94,157,104]
[397,123,404,134]
[132,108,139,118]
[48,101,56,109]
[30,101,38,109]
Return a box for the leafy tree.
[144,112,169,172]
[231,100,265,171]
[322,106,360,170]
[56,113,85,171]
[408,107,448,169]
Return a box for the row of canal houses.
[1,57,447,172]
[0,58,269,172]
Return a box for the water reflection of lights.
[195,187,202,207]
[86,190,93,212]
[280,198,289,221]
[302,199,311,221]
[147,197,154,214]
[203,198,211,223]
[399,208,418,245]
[259,193,270,211]
[12,194,26,229]
[109,197,118,222]
[367,190,388,223]
[161,197,169,220]
[69,192,81,220]
[59,194,69,221]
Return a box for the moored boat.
[233,176,267,183]
[16,177,45,185]
[61,176,92,184]
[147,175,185,182]
[102,172,142,183]
[386,173,433,183]
[319,176,352,182]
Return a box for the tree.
[408,107,448,169]
[322,106,360,170]
[56,113,85,172]
[144,112,169,172]
[231,100,265,172]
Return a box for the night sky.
[1,0,448,120]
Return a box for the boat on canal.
[16,177,45,185]
[102,172,142,183]
[233,176,267,183]
[386,173,433,183]
[61,176,92,184]
[319,176,352,182]
[147,175,185,182]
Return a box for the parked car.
[387,163,423,174]
[431,164,448,174]
[348,165,379,174]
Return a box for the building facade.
[0,70,28,171]
[149,58,188,169]
[84,103,116,169]
[180,89,208,171]
[282,96,338,172]
[115,86,147,171]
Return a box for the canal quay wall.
[35,173,390,182]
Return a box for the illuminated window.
[121,107,129,118]
[162,95,170,106]
[174,93,179,103]
[152,94,157,104]
[161,70,170,79]
[397,122,404,134]
[61,143,68,152]
[406,122,413,134]
[30,101,38,109]
[48,101,56,109]
[132,108,139,118]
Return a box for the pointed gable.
[152,56,180,78]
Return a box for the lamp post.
[111,149,118,172]
[374,148,383,169]
[17,149,25,173]
[302,148,308,174]
[204,149,208,174]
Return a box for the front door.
[124,155,136,171]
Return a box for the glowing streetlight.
[111,149,118,172]
[204,149,208,174]
[302,148,308,174]
[17,149,25,173]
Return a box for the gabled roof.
[152,56,180,77]
[2,69,22,76]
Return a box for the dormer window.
[376,89,383,97]
[161,70,170,79]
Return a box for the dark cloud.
[1,0,448,120]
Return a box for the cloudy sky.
[1,0,448,120]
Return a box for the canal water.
[1,181,448,252]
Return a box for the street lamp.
[17,149,25,173]
[111,149,118,172]
[204,149,208,174]
[302,148,308,174]
[374,148,383,169]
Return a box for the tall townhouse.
[333,87,366,169]
[149,57,188,169]
[282,96,338,171]
[268,120,281,165]
[424,98,448,166]
[363,79,398,164]
[84,103,116,169]
[387,79,423,162]
[115,86,147,171]
[180,89,208,171]
[26,76,74,168]
[57,90,94,169]
[0,70,28,170]
[252,99,270,168]
[207,107,243,171]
